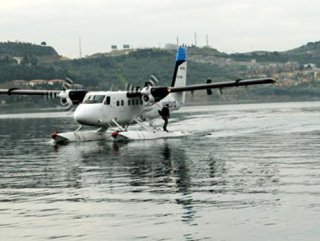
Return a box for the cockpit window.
[84,95,105,104]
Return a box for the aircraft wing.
[0,88,88,105]
[169,77,276,93]
[0,88,61,96]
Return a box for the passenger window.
[128,100,131,106]
[121,100,124,106]
[116,100,119,106]
[105,96,110,105]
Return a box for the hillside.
[285,41,320,55]
[1,41,320,107]
[228,41,320,66]
[0,41,60,64]
[284,41,320,65]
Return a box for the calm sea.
[1,102,320,241]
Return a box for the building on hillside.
[12,80,28,86]
[304,63,317,69]
[29,79,48,86]
[48,79,65,85]
[164,43,178,50]
[73,84,84,89]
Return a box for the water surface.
[1,102,320,240]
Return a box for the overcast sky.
[0,0,319,58]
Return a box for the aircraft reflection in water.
[53,136,280,228]
[54,139,198,224]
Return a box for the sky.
[0,0,319,58]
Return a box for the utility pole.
[79,36,82,58]
[206,34,209,47]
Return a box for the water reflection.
[2,102,320,241]
[54,139,198,224]
[161,142,171,160]
[160,142,195,224]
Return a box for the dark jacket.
[159,106,170,118]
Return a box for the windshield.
[83,95,105,104]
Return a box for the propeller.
[42,77,75,108]
[125,74,171,105]
[145,74,159,87]
[0,77,87,111]
[126,74,160,99]
[44,90,59,100]
[44,90,60,108]
[126,82,142,98]
[59,77,87,111]
[63,76,74,90]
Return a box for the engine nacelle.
[58,89,88,107]
[141,87,155,106]
[60,97,73,107]
[141,86,170,106]
[58,90,73,107]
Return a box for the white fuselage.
[73,91,181,128]
[73,47,187,129]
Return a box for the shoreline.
[1,99,320,115]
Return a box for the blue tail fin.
[171,47,187,87]
[171,47,187,104]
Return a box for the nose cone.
[74,104,102,126]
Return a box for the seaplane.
[0,47,276,143]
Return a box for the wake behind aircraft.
[0,47,276,143]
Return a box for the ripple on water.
[1,103,320,240]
